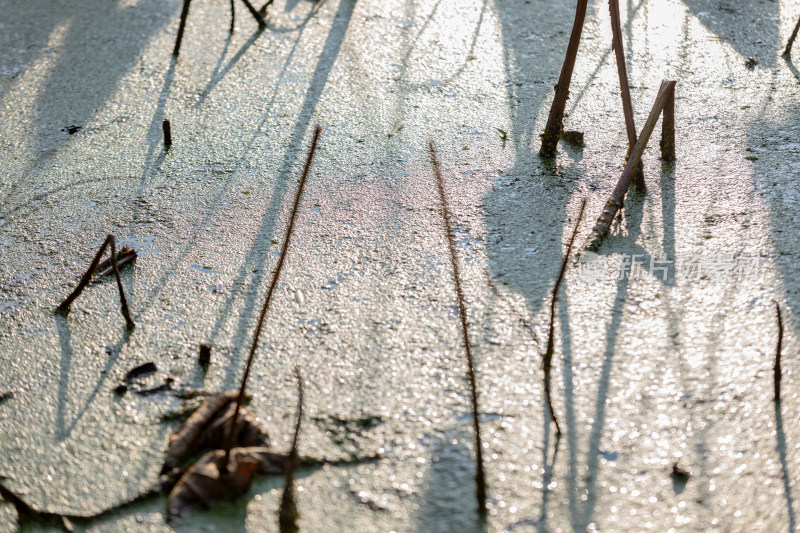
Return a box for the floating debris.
[167,447,287,519]
[560,130,584,147]
[198,344,212,370]
[745,56,758,69]
[93,248,137,280]
[57,234,134,329]
[162,390,267,474]
[670,462,691,483]
[388,120,404,137]
[496,128,507,140]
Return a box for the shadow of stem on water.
[55,313,132,442]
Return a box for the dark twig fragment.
[163,119,172,148]
[224,126,322,466]
[279,369,303,533]
[198,344,212,370]
[784,15,800,57]
[539,0,589,158]
[561,130,584,147]
[429,140,487,516]
[543,199,587,436]
[93,248,137,280]
[258,0,275,16]
[173,0,192,58]
[57,234,134,329]
[775,303,783,402]
[229,0,236,34]
[239,0,267,28]
[586,80,676,250]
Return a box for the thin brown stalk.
[608,0,645,190]
[539,0,590,158]
[239,0,267,28]
[586,79,676,250]
[429,140,487,516]
[784,15,800,57]
[660,87,676,161]
[172,0,192,58]
[163,119,172,147]
[279,368,303,533]
[229,0,236,34]
[775,303,783,402]
[224,125,322,467]
[57,234,134,329]
[544,199,587,436]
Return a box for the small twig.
[539,0,590,158]
[586,80,676,250]
[224,126,322,467]
[429,140,487,516]
[660,87,675,162]
[608,0,645,190]
[163,119,172,148]
[173,0,192,58]
[229,0,236,34]
[784,15,800,57]
[258,0,275,16]
[543,199,587,436]
[198,343,212,370]
[279,368,303,533]
[775,303,783,402]
[239,0,267,28]
[57,234,134,329]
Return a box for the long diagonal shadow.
[126,5,327,318]
[775,400,797,531]
[54,313,132,441]
[561,191,646,530]
[204,0,356,388]
[197,28,265,106]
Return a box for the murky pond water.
[1,0,799,530]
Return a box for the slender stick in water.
[586,80,676,250]
[173,0,192,58]
[57,234,134,329]
[224,126,322,466]
[784,15,800,57]
[608,0,644,189]
[539,0,590,158]
[429,140,487,516]
[543,199,587,436]
[279,368,303,533]
[163,119,172,148]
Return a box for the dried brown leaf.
[162,390,269,473]
[167,447,287,519]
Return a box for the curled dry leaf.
[162,391,269,473]
[167,447,287,519]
